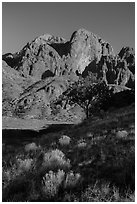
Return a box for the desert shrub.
[61,192,78,202]
[27,180,40,201]
[87,132,94,138]
[64,171,81,189]
[42,149,71,171]
[2,172,33,202]
[24,142,38,152]
[2,154,35,190]
[3,164,22,188]
[80,182,135,202]
[3,168,13,188]
[16,158,34,172]
[3,103,135,201]
[3,157,33,201]
[41,170,65,198]
[3,148,72,200]
[77,139,87,148]
[80,182,112,202]
[116,130,128,138]
[40,169,81,199]
[59,135,71,146]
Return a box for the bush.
[64,171,81,189]
[17,158,34,172]
[24,142,38,152]
[77,139,87,148]
[42,149,71,171]
[3,164,22,188]
[41,170,65,198]
[116,130,128,139]
[59,135,71,146]
[80,182,135,202]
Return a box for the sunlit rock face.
[68,28,114,74]
[2,34,66,81]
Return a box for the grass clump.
[80,181,135,202]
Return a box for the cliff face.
[2,28,135,118]
[68,29,114,74]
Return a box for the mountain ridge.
[2,28,135,119]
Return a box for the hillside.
[3,104,135,201]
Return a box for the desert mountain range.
[2,28,135,119]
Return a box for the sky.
[2,2,135,55]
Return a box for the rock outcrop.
[67,28,114,75]
[13,75,78,118]
[3,34,66,80]
[2,61,35,116]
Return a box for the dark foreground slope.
[3,104,135,201]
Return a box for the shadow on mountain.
[50,41,71,57]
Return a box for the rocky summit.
[2,28,135,119]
